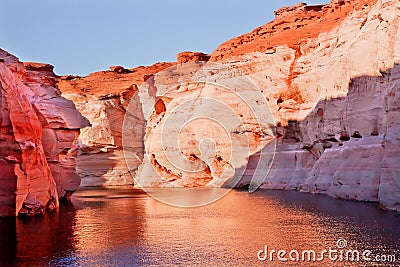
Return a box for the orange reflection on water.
[70,188,352,265]
[4,187,398,266]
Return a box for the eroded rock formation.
[56,62,175,186]
[177,52,211,64]
[55,0,400,211]
[209,0,400,211]
[0,50,89,216]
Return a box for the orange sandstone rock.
[177,52,210,64]
[56,62,176,186]
[0,49,89,216]
[210,0,379,61]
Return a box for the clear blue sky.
[1,0,328,76]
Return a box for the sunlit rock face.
[0,50,89,216]
[138,0,399,211]
[57,0,400,211]
[210,0,399,211]
[177,52,210,64]
[130,63,275,189]
[57,62,176,186]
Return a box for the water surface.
[0,187,399,266]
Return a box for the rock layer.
[56,0,400,211]
[57,62,175,186]
[0,50,89,216]
[213,0,399,212]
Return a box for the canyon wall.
[56,63,175,186]
[215,0,400,211]
[56,0,400,211]
[0,50,89,216]
[211,0,400,211]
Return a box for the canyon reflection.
[0,187,399,266]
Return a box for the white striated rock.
[54,0,400,211]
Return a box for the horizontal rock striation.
[0,50,89,216]
[55,0,400,211]
[209,0,400,211]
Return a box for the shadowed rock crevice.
[0,75,18,216]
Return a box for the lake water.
[0,187,399,266]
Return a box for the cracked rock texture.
[56,0,400,211]
[0,50,89,216]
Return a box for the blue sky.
[1,0,328,76]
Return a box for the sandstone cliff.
[0,50,89,216]
[56,0,400,211]
[56,62,175,186]
[209,0,400,211]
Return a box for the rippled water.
[0,187,399,266]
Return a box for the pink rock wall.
[0,49,89,216]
